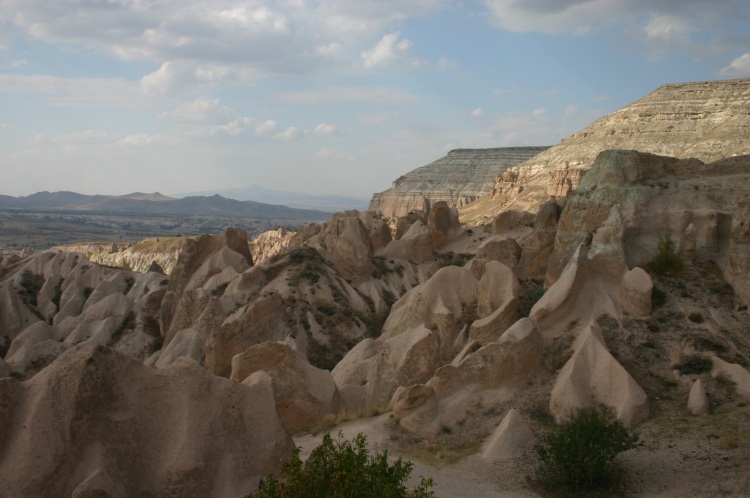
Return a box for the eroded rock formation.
[370,147,548,220]
[462,78,750,223]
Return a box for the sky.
[1,0,749,200]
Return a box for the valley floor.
[294,406,750,498]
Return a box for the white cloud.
[720,53,750,76]
[255,120,278,136]
[0,73,144,108]
[361,31,413,69]
[470,108,485,118]
[483,0,748,59]
[532,108,548,117]
[313,123,338,136]
[2,0,448,79]
[278,85,421,106]
[162,97,233,124]
[274,126,300,140]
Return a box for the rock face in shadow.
[541,150,750,303]
[0,342,293,498]
[0,250,168,379]
[231,342,342,433]
[370,147,549,220]
[549,323,650,428]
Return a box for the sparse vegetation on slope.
[534,406,639,496]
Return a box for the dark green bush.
[650,228,683,276]
[247,432,434,498]
[679,354,713,374]
[535,406,638,495]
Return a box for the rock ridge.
[370,147,549,219]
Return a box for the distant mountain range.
[0,191,332,221]
[177,185,370,212]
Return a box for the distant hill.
[177,185,369,212]
[0,191,332,221]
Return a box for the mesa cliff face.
[461,78,750,223]
[369,147,548,219]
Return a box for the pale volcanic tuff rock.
[481,408,536,461]
[549,323,650,428]
[543,150,750,303]
[370,147,549,220]
[461,77,750,223]
[332,262,528,421]
[0,251,167,378]
[231,342,342,433]
[54,237,188,275]
[0,342,293,498]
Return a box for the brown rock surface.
[620,267,653,319]
[0,342,293,498]
[545,150,750,292]
[481,408,536,461]
[549,323,650,427]
[231,342,342,433]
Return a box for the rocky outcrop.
[0,342,293,498]
[55,237,190,275]
[249,228,294,264]
[231,342,342,433]
[370,147,549,220]
[620,267,653,319]
[160,228,253,343]
[515,198,560,279]
[688,378,709,415]
[542,150,750,298]
[0,251,168,378]
[549,323,650,427]
[461,78,750,223]
[481,409,536,461]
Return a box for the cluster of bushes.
[248,407,638,497]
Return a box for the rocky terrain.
[369,147,548,220]
[461,78,750,223]
[1,78,750,497]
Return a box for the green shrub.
[650,228,683,276]
[679,354,713,375]
[247,432,435,498]
[535,406,638,495]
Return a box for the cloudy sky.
[1,0,749,200]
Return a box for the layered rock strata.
[370,147,549,220]
[461,77,750,223]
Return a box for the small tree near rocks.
[247,432,435,498]
[534,406,639,495]
[650,227,684,276]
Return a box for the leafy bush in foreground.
[247,432,435,498]
[535,406,638,495]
